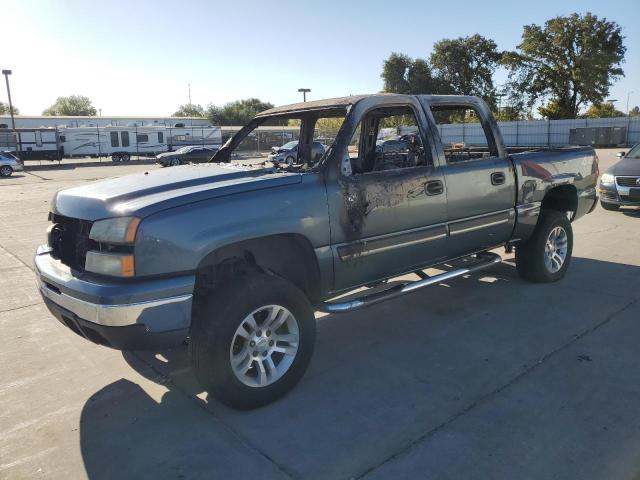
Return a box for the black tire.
[189,272,316,409]
[122,153,131,162]
[515,209,573,283]
[170,158,181,166]
[0,165,12,177]
[600,201,619,211]
[285,156,294,166]
[111,154,121,162]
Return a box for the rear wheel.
[600,201,619,212]
[285,156,294,166]
[515,210,573,283]
[0,165,13,177]
[122,153,131,162]
[189,272,316,409]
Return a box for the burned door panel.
[327,165,447,291]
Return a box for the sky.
[2,0,639,116]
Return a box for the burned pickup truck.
[35,94,598,409]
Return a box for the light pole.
[2,69,19,152]
[626,91,635,116]
[298,88,310,102]
[2,70,16,130]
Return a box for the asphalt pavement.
[1,150,639,479]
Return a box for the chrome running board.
[316,252,502,313]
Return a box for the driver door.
[326,101,448,291]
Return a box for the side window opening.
[430,105,497,162]
[121,131,130,147]
[110,131,119,147]
[136,134,149,143]
[158,132,164,143]
[347,106,430,175]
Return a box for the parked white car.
[0,151,23,177]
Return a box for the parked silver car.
[0,151,24,177]
[268,141,326,165]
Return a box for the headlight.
[89,216,140,244]
[600,173,615,186]
[85,251,135,277]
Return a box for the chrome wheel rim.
[544,226,568,273]
[0,166,11,176]
[229,305,299,388]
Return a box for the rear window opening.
[430,105,498,162]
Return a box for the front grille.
[616,176,640,187]
[49,214,95,271]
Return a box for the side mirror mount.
[617,151,626,158]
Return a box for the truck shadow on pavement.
[79,256,640,479]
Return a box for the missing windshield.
[212,108,348,170]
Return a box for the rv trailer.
[0,128,61,160]
[62,125,222,159]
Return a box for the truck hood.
[52,163,301,221]
[608,157,640,177]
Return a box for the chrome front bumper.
[38,280,192,329]
[35,245,194,334]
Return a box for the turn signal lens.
[85,252,135,277]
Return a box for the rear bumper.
[35,245,194,350]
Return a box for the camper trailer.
[62,125,222,160]
[0,125,223,161]
[0,128,61,160]
[62,126,169,160]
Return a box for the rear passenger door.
[422,98,516,257]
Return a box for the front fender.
[134,173,330,277]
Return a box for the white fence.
[437,116,640,147]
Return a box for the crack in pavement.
[356,297,640,479]
[0,302,41,315]
[0,243,33,273]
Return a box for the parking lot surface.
[1,151,639,479]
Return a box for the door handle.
[491,172,506,185]
[425,180,444,196]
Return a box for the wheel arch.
[541,184,578,216]
[194,233,322,303]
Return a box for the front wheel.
[515,209,573,283]
[189,272,316,409]
[170,158,181,166]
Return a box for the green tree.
[42,95,97,116]
[173,103,205,117]
[0,102,19,115]
[503,12,626,119]
[430,34,501,103]
[381,52,450,95]
[630,106,640,117]
[582,102,624,118]
[206,98,274,125]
